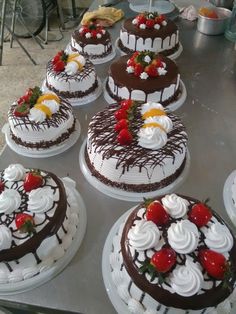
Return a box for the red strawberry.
[91,30,97,38]
[127,58,136,67]
[134,64,144,77]
[13,103,30,117]
[136,14,146,25]
[146,200,169,225]
[52,54,61,65]
[198,249,227,279]
[152,58,163,68]
[114,119,128,132]
[53,60,65,72]
[120,99,133,110]
[15,213,35,235]
[117,129,133,145]
[145,64,158,77]
[151,248,177,273]
[188,202,212,227]
[0,181,4,193]
[155,15,165,24]
[23,170,43,192]
[146,19,155,28]
[114,108,127,121]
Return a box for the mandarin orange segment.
[34,104,52,118]
[142,109,166,119]
[37,93,60,104]
[142,122,166,132]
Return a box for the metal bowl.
[209,0,233,9]
[197,7,232,35]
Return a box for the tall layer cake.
[8,86,76,150]
[85,100,187,193]
[0,164,81,284]
[45,51,99,101]
[105,51,181,106]
[117,12,180,57]
[109,193,236,313]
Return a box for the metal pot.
[209,0,233,9]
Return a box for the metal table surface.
[0,1,236,313]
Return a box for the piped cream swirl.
[0,225,12,250]
[138,126,167,150]
[162,194,189,219]
[4,164,26,181]
[0,189,21,214]
[28,187,54,214]
[141,102,165,115]
[145,116,173,133]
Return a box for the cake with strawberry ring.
[8,86,77,150]
[0,164,82,285]
[117,12,180,57]
[85,100,187,193]
[108,193,236,313]
[45,50,100,101]
[105,51,181,106]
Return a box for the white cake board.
[103,79,187,112]
[79,139,190,202]
[42,78,103,106]
[129,0,175,14]
[115,38,183,60]
[2,120,80,158]
[0,188,87,295]
[223,170,236,227]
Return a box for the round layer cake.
[85,100,187,193]
[105,51,181,106]
[109,193,236,313]
[117,12,180,57]
[8,86,76,150]
[45,50,99,100]
[0,163,82,284]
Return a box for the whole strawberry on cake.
[107,193,236,313]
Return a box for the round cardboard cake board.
[79,139,190,202]
[2,120,80,158]
[0,187,87,295]
[42,78,103,106]
[223,170,236,227]
[103,78,187,112]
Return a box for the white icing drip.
[0,225,12,250]
[28,186,54,214]
[4,164,26,181]
[162,194,189,218]
[0,189,21,214]
[138,126,167,150]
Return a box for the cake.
[85,100,188,193]
[68,21,114,63]
[45,50,100,101]
[0,163,82,284]
[8,86,77,150]
[117,12,180,57]
[108,193,236,313]
[105,51,181,106]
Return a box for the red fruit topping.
[145,64,158,77]
[53,60,65,72]
[152,58,163,67]
[52,54,61,65]
[120,99,133,110]
[155,15,165,24]
[114,119,128,132]
[117,128,133,145]
[136,14,146,25]
[13,103,30,117]
[15,213,35,235]
[0,181,4,193]
[198,249,227,279]
[23,170,43,192]
[134,63,144,77]
[188,202,212,227]
[114,108,127,121]
[91,30,97,38]
[151,248,177,273]
[146,200,169,225]
[146,19,155,28]
[127,58,136,67]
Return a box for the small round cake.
[85,100,188,193]
[45,50,101,103]
[68,22,115,64]
[105,51,182,107]
[107,194,236,313]
[117,12,180,58]
[0,164,86,288]
[8,86,77,150]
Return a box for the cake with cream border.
[108,193,236,313]
[0,163,82,284]
[117,12,180,57]
[8,86,77,150]
[45,50,100,101]
[85,100,187,193]
[105,51,181,106]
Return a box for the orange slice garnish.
[37,93,60,104]
[34,104,52,118]
[142,122,166,132]
[142,109,166,119]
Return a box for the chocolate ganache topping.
[120,195,236,310]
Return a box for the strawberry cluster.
[79,22,106,39]
[13,86,42,117]
[126,51,167,80]
[114,99,135,145]
[52,50,68,72]
[132,12,166,30]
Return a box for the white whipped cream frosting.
[168,220,199,254]
[138,126,167,150]
[65,61,79,75]
[203,220,233,253]
[41,99,59,114]
[74,55,86,66]
[0,189,21,214]
[128,220,161,251]
[28,186,54,214]
[162,194,189,219]
[0,225,12,250]
[29,107,46,123]
[144,116,173,133]
[141,102,164,115]
[170,259,203,297]
[4,164,26,181]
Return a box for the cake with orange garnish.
[8,86,76,150]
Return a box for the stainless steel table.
[0,1,236,313]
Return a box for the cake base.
[42,78,103,106]
[79,139,190,202]
[103,79,187,112]
[223,170,236,226]
[0,182,87,295]
[2,120,80,158]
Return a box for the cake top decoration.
[52,50,86,74]
[79,21,106,39]
[132,12,167,30]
